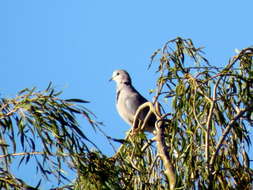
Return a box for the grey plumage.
[110,69,155,133]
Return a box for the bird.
[110,69,156,133]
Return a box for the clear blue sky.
[0,0,252,188]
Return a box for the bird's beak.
[109,76,114,82]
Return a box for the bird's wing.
[124,92,147,116]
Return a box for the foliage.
[0,37,252,190]
[73,134,167,190]
[149,37,253,189]
[0,83,99,189]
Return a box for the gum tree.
[0,37,252,189]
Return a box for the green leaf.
[65,99,90,103]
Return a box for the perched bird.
[110,69,155,133]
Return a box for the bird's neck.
[121,81,131,85]
[116,81,131,91]
[116,82,132,102]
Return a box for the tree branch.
[205,74,221,164]
[132,101,156,134]
[209,106,253,167]
[0,151,44,158]
[133,102,176,189]
[0,151,71,159]
[155,118,176,190]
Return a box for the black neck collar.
[122,81,131,85]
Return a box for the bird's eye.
[116,72,120,76]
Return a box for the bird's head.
[109,70,132,85]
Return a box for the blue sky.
[0,0,253,188]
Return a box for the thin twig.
[205,74,222,163]
[0,151,44,158]
[0,151,72,159]
[148,155,159,178]
[192,85,206,132]
[209,106,253,166]
[111,130,132,158]
[141,138,155,152]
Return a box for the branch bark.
[133,102,176,189]
[156,119,176,190]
